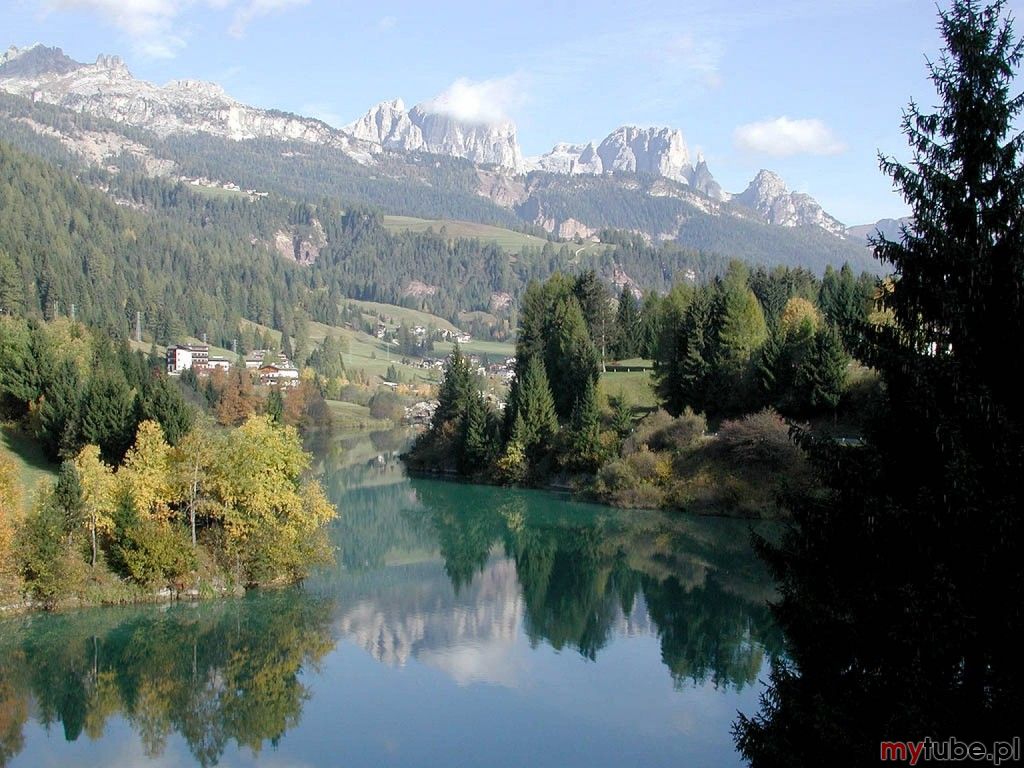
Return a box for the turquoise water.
[0,429,781,767]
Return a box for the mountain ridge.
[0,44,886,273]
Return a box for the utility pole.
[70,303,76,322]
[135,311,142,343]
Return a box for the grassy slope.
[1,424,58,510]
[600,369,659,410]
[381,215,551,252]
[340,299,460,332]
[433,339,516,358]
[325,401,392,432]
[236,317,442,383]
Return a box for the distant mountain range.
[0,43,894,273]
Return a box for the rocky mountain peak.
[736,169,845,235]
[0,44,82,78]
[346,99,524,171]
[594,125,691,182]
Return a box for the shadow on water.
[0,428,783,766]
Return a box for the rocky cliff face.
[733,170,846,235]
[0,45,376,161]
[346,99,524,171]
[526,126,727,201]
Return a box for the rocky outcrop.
[0,44,82,78]
[846,216,912,245]
[13,116,176,175]
[733,170,846,235]
[526,126,728,201]
[596,126,690,180]
[273,218,327,266]
[346,99,524,171]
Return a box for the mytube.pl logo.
[880,738,1020,766]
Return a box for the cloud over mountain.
[422,75,525,125]
[734,116,845,157]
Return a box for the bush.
[368,389,405,422]
[622,410,674,455]
[715,408,803,469]
[596,458,638,492]
[648,408,707,453]
[627,446,663,484]
[15,494,79,605]
[114,518,196,589]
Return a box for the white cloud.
[422,75,525,124]
[377,15,397,32]
[43,0,186,58]
[734,116,846,156]
[658,33,723,89]
[39,0,309,56]
[228,0,309,38]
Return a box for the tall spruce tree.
[542,294,600,421]
[736,2,1024,762]
[434,342,473,427]
[612,286,641,359]
[515,355,559,462]
[566,376,603,472]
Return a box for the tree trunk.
[91,519,97,567]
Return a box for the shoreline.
[402,463,777,520]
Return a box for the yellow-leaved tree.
[119,420,173,522]
[778,297,821,339]
[171,424,220,547]
[210,416,335,584]
[74,445,117,567]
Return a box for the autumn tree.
[74,444,117,567]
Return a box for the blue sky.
[5,0,1024,224]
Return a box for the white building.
[166,346,192,374]
[258,365,300,387]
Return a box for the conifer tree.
[460,393,493,473]
[566,377,602,472]
[737,3,1024,761]
[435,342,473,427]
[543,294,599,420]
[796,324,848,414]
[516,355,558,461]
[613,286,640,359]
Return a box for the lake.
[0,428,781,767]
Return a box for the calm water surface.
[0,429,782,767]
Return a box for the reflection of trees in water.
[0,592,335,767]
[413,479,782,689]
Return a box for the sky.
[4,0,1024,225]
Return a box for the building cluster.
[438,328,473,344]
[165,344,300,387]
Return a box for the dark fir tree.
[572,270,614,369]
[543,293,600,421]
[266,388,284,424]
[795,324,848,415]
[434,342,473,426]
[736,3,1024,763]
[515,354,559,463]
[565,376,603,472]
[612,285,641,360]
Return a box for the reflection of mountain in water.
[0,430,782,766]
[306,438,781,692]
[411,478,783,690]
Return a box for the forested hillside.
[0,138,742,348]
[0,90,881,276]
